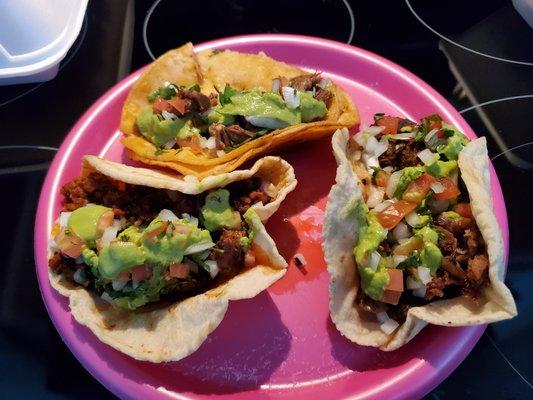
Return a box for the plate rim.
[34,33,507,400]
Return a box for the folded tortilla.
[49,155,296,362]
[323,128,517,350]
[121,43,359,178]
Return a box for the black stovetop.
[0,0,531,398]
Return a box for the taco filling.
[48,172,273,310]
[350,113,489,331]
[136,73,332,156]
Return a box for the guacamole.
[68,205,111,243]
[200,189,242,232]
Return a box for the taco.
[323,114,516,350]
[48,155,296,362]
[120,43,358,178]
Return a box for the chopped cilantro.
[218,85,239,106]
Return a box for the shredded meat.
[289,73,322,91]
[435,226,457,255]
[466,254,489,284]
[425,271,460,300]
[178,89,211,112]
[464,227,483,256]
[61,172,199,223]
[378,139,421,168]
[435,213,472,235]
[214,229,246,278]
[314,88,333,107]
[441,255,465,279]
[225,177,271,214]
[48,252,76,273]
[209,123,255,149]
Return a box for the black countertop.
[0,0,531,398]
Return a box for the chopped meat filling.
[214,229,246,278]
[378,139,422,168]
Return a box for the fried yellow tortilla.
[120,43,358,178]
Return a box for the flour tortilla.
[49,156,295,362]
[323,128,517,351]
[120,43,359,178]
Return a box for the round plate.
[35,35,508,400]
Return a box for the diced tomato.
[454,203,473,219]
[96,210,114,234]
[177,136,202,153]
[167,97,190,115]
[169,263,190,279]
[402,173,436,203]
[429,119,442,131]
[152,97,174,113]
[377,200,418,229]
[117,181,126,191]
[375,170,391,187]
[376,116,400,135]
[131,265,152,282]
[117,271,130,282]
[144,221,169,243]
[434,177,460,201]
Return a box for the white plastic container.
[0,0,88,86]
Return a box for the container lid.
[0,0,88,78]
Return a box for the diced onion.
[362,153,380,170]
[58,212,72,228]
[374,139,389,158]
[430,182,444,194]
[417,148,438,165]
[369,251,381,271]
[386,171,402,199]
[100,226,119,246]
[159,209,178,222]
[392,222,410,242]
[111,279,127,291]
[112,219,122,230]
[181,213,199,226]
[216,150,226,157]
[366,136,379,154]
[317,78,331,89]
[450,171,459,186]
[271,78,281,92]
[376,312,399,334]
[184,241,215,255]
[355,133,367,147]
[294,253,307,267]
[393,255,407,267]
[101,292,114,303]
[413,287,427,298]
[205,260,219,278]
[417,266,432,285]
[363,125,385,136]
[374,199,395,213]
[48,238,59,252]
[367,187,385,209]
[245,116,287,129]
[260,180,278,198]
[405,212,421,227]
[161,110,177,121]
[406,276,424,290]
[73,269,88,286]
[388,132,415,140]
[163,139,176,149]
[281,86,300,109]
[205,136,217,149]
[428,198,450,214]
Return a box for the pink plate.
[35,34,508,400]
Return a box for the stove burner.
[0,15,88,109]
[143,0,355,60]
[406,0,533,65]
